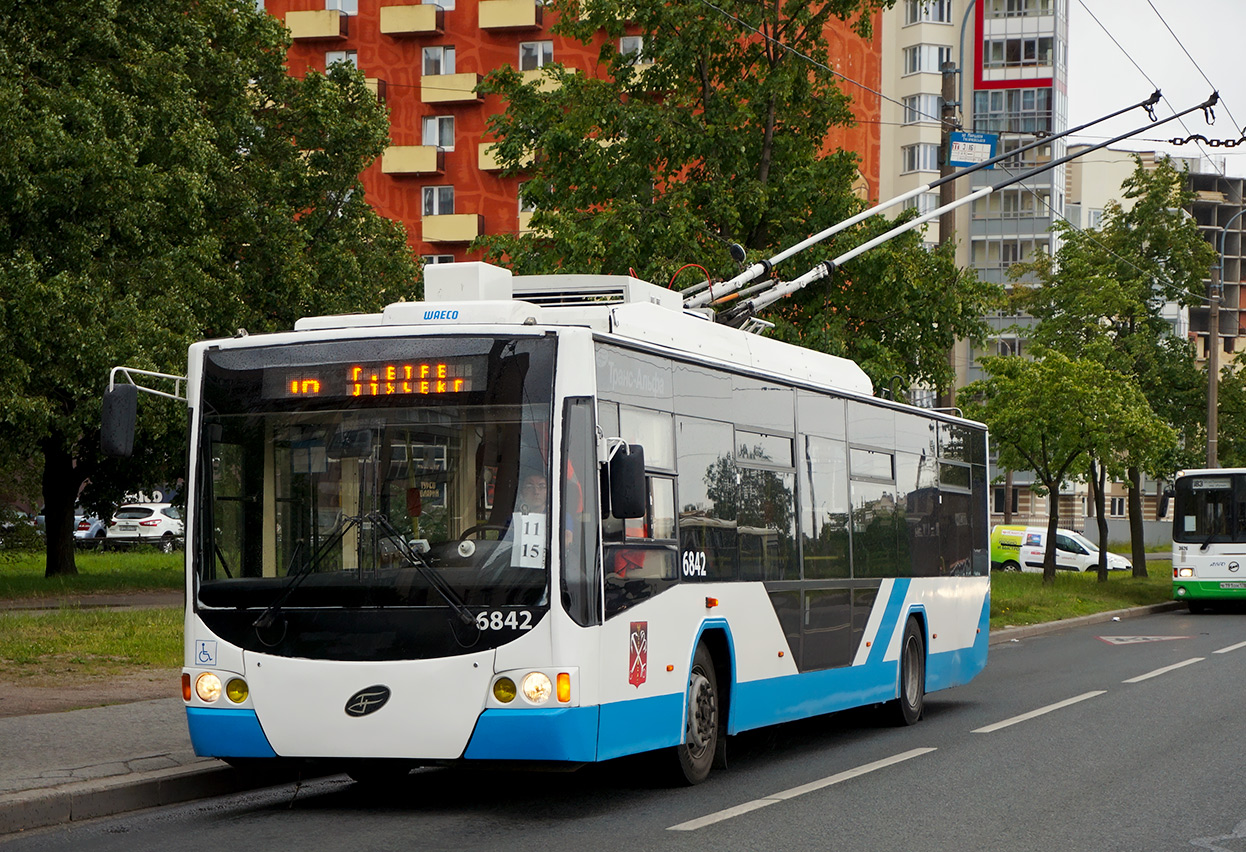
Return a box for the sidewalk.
[0,598,1181,837]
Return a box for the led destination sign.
[267,359,477,399]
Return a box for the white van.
[990,525,1132,573]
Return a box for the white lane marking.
[971,690,1106,734]
[666,747,937,831]
[1122,657,1204,683]
[1214,640,1246,655]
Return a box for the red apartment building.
[266,0,884,263]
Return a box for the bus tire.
[889,617,925,726]
[670,643,718,786]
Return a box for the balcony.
[479,0,543,30]
[478,142,503,172]
[365,78,388,103]
[423,214,482,243]
[379,4,444,36]
[285,10,348,41]
[382,146,445,175]
[421,72,481,104]
[519,68,560,92]
[478,141,533,172]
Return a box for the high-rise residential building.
[263,1,885,265]
[881,0,1069,383]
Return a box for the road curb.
[0,762,313,837]
[989,601,1183,645]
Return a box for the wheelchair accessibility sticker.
[195,640,217,666]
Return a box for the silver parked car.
[106,503,184,552]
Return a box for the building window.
[986,0,1054,17]
[902,143,940,173]
[423,46,456,76]
[422,186,454,216]
[905,0,952,24]
[326,0,357,13]
[902,93,942,125]
[423,0,453,8]
[620,35,650,65]
[1109,496,1125,517]
[422,115,455,150]
[973,87,1053,135]
[519,41,554,71]
[903,43,951,75]
[903,192,941,216]
[422,254,456,264]
[518,181,538,214]
[993,487,1020,515]
[1087,208,1105,229]
[325,50,357,69]
[983,36,1054,68]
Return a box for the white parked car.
[106,503,184,552]
[74,511,108,546]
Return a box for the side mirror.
[609,444,646,519]
[1158,488,1173,520]
[101,384,138,458]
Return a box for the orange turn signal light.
[557,672,571,703]
[181,673,192,701]
[705,597,719,609]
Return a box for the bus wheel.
[889,618,925,726]
[671,643,718,785]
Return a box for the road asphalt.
[0,592,1181,838]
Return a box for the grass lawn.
[0,607,182,680]
[990,563,1173,629]
[0,550,182,599]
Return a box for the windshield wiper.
[253,517,356,631]
[368,511,478,628]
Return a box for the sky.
[1066,0,1246,177]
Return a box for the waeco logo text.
[424,309,459,320]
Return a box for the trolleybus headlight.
[195,672,222,703]
[225,678,249,704]
[521,672,552,704]
[1178,567,1195,578]
[493,677,517,703]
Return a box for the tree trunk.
[1128,465,1148,578]
[41,436,86,578]
[1043,489,1060,584]
[1091,459,1109,583]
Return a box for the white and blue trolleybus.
[104,261,990,784]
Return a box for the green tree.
[477,0,1000,391]
[0,0,418,576]
[960,352,1175,583]
[1010,156,1213,575]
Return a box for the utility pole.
[938,61,959,246]
[1208,264,1220,468]
[937,60,958,408]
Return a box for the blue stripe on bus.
[185,707,277,758]
[926,588,991,692]
[867,578,911,667]
[464,706,601,762]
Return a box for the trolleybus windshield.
[191,335,556,660]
